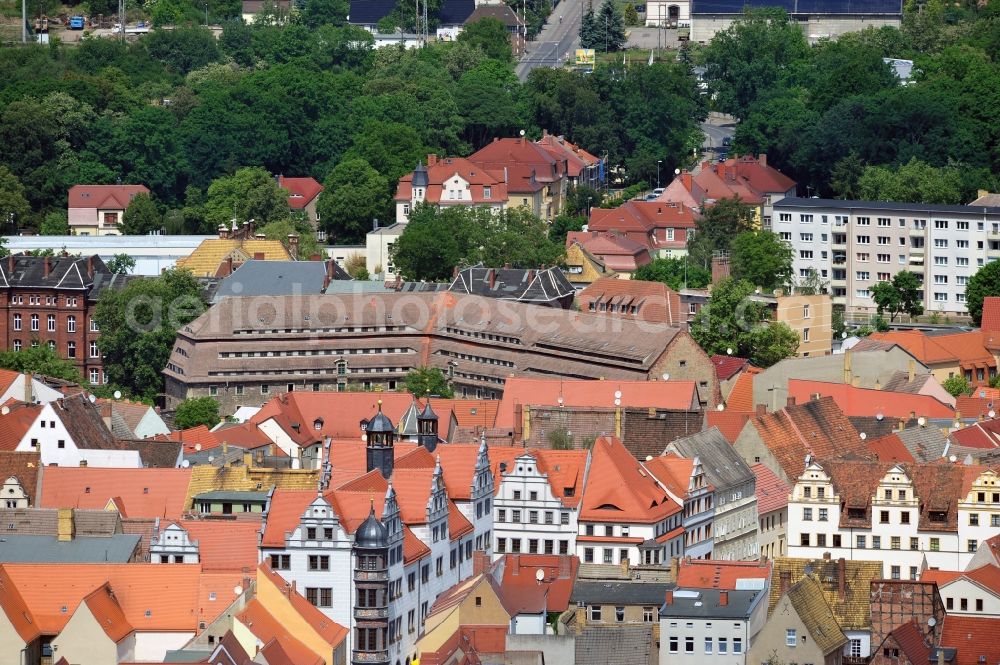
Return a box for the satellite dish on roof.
[726,348,733,355]
[990,410,996,419]
[842,332,848,339]
[860,432,867,440]
[614,399,621,406]
[535,569,544,582]
[88,394,97,403]
[0,406,8,416]
[928,617,937,627]
[234,585,243,596]
[195,443,202,452]
[645,455,653,462]
[949,454,958,463]
[716,403,725,411]
[113,390,122,400]
[181,460,190,468]
[662,373,669,381]
[917,417,927,426]
[614,390,623,399]
[876,412,884,421]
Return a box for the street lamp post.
[205,2,208,25]
[657,160,662,189]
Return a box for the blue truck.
[68,15,85,29]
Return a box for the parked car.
[69,15,85,29]
[722,136,733,148]
[653,187,665,196]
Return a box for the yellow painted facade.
[565,242,616,286]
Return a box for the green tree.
[632,257,711,291]
[302,0,349,27]
[624,3,639,26]
[856,157,966,205]
[107,254,137,275]
[405,366,454,398]
[580,6,600,49]
[548,428,574,450]
[595,0,627,52]
[144,27,222,74]
[871,271,924,322]
[548,214,586,244]
[796,268,828,296]
[966,260,1000,326]
[94,269,206,402]
[204,167,291,230]
[565,185,605,216]
[457,18,514,62]
[830,153,865,200]
[690,278,799,367]
[0,166,31,232]
[943,375,971,398]
[174,396,222,429]
[257,218,322,259]
[316,159,391,244]
[688,197,757,267]
[702,7,810,118]
[730,231,793,292]
[122,193,163,235]
[0,344,82,383]
[39,211,70,236]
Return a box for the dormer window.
[484,187,491,200]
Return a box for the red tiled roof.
[676,559,772,590]
[68,184,150,210]
[706,410,751,443]
[468,138,566,190]
[84,583,133,642]
[403,524,430,563]
[0,402,42,451]
[920,569,963,587]
[154,425,221,453]
[0,368,20,395]
[940,615,1000,665]
[490,448,588,508]
[448,499,474,539]
[725,368,759,412]
[259,490,315,548]
[495,378,698,429]
[565,231,652,272]
[40,467,193,520]
[954,396,997,419]
[862,331,962,365]
[787,379,955,419]
[277,176,323,209]
[534,134,600,178]
[949,421,1000,450]
[237,600,324,665]
[395,156,508,204]
[174,520,261,572]
[712,355,750,381]
[258,564,348,647]
[751,463,789,514]
[642,453,695,500]
[576,278,684,326]
[889,620,931,664]
[926,566,1000,596]
[866,433,916,463]
[580,436,681,524]
[981,297,1000,334]
[498,554,579,613]
[588,200,699,249]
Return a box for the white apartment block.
[787,461,1000,580]
[774,198,1000,317]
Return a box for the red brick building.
[0,255,114,384]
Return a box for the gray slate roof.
[0,534,140,563]
[896,426,948,462]
[213,260,330,303]
[880,371,933,395]
[194,490,269,502]
[664,427,755,490]
[449,264,575,308]
[659,588,762,619]
[575,625,653,665]
[571,581,674,606]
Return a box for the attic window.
[564,488,575,497]
[209,592,216,601]
[85,487,91,493]
[60,606,67,613]
[929,511,947,523]
[847,508,865,519]
[145,610,152,617]
[143,487,149,494]
[596,503,621,511]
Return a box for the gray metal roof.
[774,197,1000,215]
[163,651,214,663]
[575,625,653,665]
[665,427,755,490]
[194,490,269,502]
[571,580,674,605]
[659,588,762,619]
[0,534,140,563]
[214,260,330,303]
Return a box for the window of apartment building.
[560,512,570,526]
[992,515,1000,527]
[90,368,99,384]
[590,606,602,622]
[407,572,416,592]
[857,217,870,226]
[733,638,743,654]
[512,490,521,500]
[30,314,38,331]
[614,606,625,622]
[803,487,811,498]
[544,511,554,525]
[891,566,901,580]
[891,536,900,550]
[803,328,810,342]
[512,510,521,523]
[67,341,76,358]
[436,557,443,576]
[67,315,76,333]
[779,213,792,222]
[497,509,506,523]
[421,564,429,583]
[496,538,506,553]
[803,508,812,521]
[584,548,594,563]
[934,274,949,284]
[603,549,613,564]
[934,292,948,302]
[880,510,890,524]
[857,235,870,244]
[911,567,919,581]
[970,513,979,526]
[857,253,870,262]
[801,214,813,223]
[946,597,953,610]
[969,539,978,553]
[930,538,940,551]
[878,236,890,245]
[961,598,968,611]
[705,638,713,654]
[669,637,678,654]
[308,555,329,571]
[47,314,55,332]
[817,534,827,547]
[977,599,984,611]
[934,238,949,248]
[833,535,842,547]
[89,341,98,358]
[818,508,827,521]
[877,272,891,281]
[528,539,538,554]
[529,511,538,524]
[957,257,969,267]
[800,233,813,242]
[934,256,949,266]
[877,254,890,263]
[857,535,866,549]
[934,220,949,229]
[685,637,694,654]
[910,537,919,550]
[856,271,870,281]
[269,554,290,570]
[780,232,792,240]
[800,533,810,547]
[13,314,21,331]
[800,250,813,259]
[872,536,881,549]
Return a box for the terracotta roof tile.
[576,278,684,326]
[258,564,348,647]
[498,554,579,613]
[40,467,193,520]
[711,355,750,381]
[395,157,507,204]
[259,489,315,548]
[642,454,695,499]
[981,297,1000,334]
[940,615,1000,665]
[866,433,916,463]
[706,410,751,443]
[174,520,261,572]
[888,619,933,664]
[862,331,959,364]
[84,583,133,642]
[237,600,324,665]
[495,378,698,430]
[751,463,789,514]
[154,425,221,453]
[0,565,37,641]
[676,558,772,590]
[68,185,149,210]
[725,370,758,413]
[175,239,292,277]
[580,437,681,524]
[565,231,652,272]
[403,525,430,563]
[0,403,43,451]
[490,448,588,509]
[277,176,323,209]
[785,577,848,655]
[0,451,40,505]
[788,379,955,419]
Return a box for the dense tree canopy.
[871,271,924,322]
[687,197,757,268]
[404,367,454,398]
[966,260,1000,326]
[730,231,794,292]
[632,257,710,291]
[0,345,82,383]
[175,396,222,429]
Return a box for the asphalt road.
[701,114,737,153]
[516,0,584,81]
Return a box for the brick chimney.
[87,256,94,279]
[287,234,300,260]
[780,570,791,595]
[756,404,768,417]
[786,396,796,408]
[837,558,846,600]
[224,256,234,276]
[719,590,729,607]
[57,508,75,542]
[323,261,333,290]
[680,172,692,192]
[427,154,438,167]
[511,554,520,575]
[254,252,265,260]
[758,153,767,167]
[664,590,673,605]
[473,550,489,576]
[24,372,32,404]
[488,268,496,291]
[43,256,50,278]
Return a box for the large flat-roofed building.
[690,0,902,44]
[163,292,720,413]
[774,197,1000,319]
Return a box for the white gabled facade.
[149,521,200,564]
[14,403,140,468]
[493,452,582,559]
[786,461,982,580]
